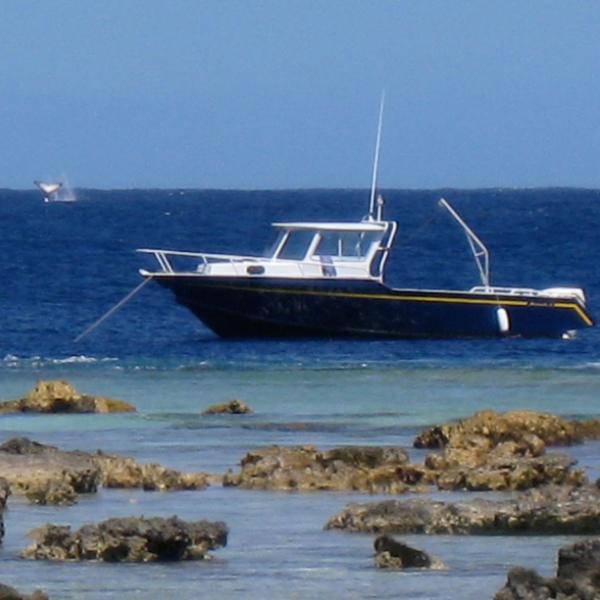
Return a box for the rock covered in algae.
[413,410,589,492]
[0,437,209,505]
[0,380,136,414]
[223,445,421,493]
[325,484,600,535]
[23,516,228,562]
[414,409,600,449]
[0,437,99,505]
[94,451,209,491]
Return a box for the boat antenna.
[368,91,385,220]
[439,198,490,289]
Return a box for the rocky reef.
[326,484,600,535]
[23,516,228,562]
[224,409,594,494]
[223,445,420,493]
[494,538,600,599]
[0,380,135,414]
[0,437,208,505]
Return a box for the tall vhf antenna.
[369,91,385,219]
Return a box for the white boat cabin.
[139,220,397,281]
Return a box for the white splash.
[34,177,77,203]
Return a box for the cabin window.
[277,230,314,260]
[314,232,379,259]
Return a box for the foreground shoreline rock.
[0,380,136,414]
[23,516,228,562]
[0,583,47,600]
[0,437,209,505]
[494,538,600,599]
[326,484,600,535]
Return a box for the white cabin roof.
[272,221,388,232]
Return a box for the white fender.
[496,307,510,334]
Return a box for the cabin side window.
[314,232,379,260]
[277,230,315,260]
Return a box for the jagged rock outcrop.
[0,438,99,505]
[427,446,583,492]
[0,583,47,600]
[94,451,209,491]
[414,410,600,449]
[0,380,135,414]
[412,410,588,492]
[23,516,228,562]
[0,437,209,505]
[494,538,600,599]
[202,399,252,415]
[223,445,422,493]
[325,484,600,535]
[374,535,446,569]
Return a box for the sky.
[1,0,599,189]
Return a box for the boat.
[137,105,594,339]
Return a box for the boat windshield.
[277,230,315,260]
[314,231,379,259]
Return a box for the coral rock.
[23,516,228,562]
[0,380,135,414]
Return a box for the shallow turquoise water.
[1,362,599,599]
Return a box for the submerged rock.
[223,445,422,493]
[0,437,209,505]
[202,399,252,415]
[326,484,600,535]
[0,380,136,414]
[494,538,600,599]
[23,516,228,562]
[0,583,47,600]
[374,535,446,570]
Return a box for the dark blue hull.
[151,276,594,339]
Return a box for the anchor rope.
[74,275,154,343]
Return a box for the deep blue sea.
[1,188,600,599]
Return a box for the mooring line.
[74,276,154,343]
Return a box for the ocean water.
[0,188,600,599]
